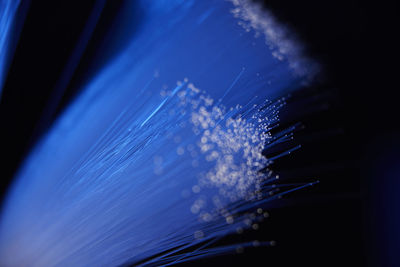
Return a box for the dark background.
[0,0,397,266]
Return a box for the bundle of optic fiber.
[0,0,319,266]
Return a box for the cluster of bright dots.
[188,92,271,199]
[159,80,284,242]
[229,0,318,80]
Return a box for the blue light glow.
[0,0,318,266]
[0,0,21,97]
